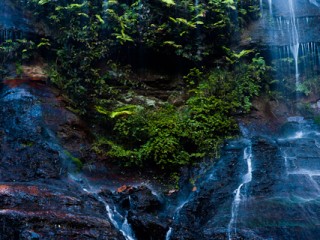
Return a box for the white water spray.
[227,144,253,239]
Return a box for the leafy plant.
[14,0,265,172]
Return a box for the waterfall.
[268,0,273,15]
[227,143,253,240]
[165,227,172,240]
[277,126,320,204]
[257,0,320,98]
[288,0,300,90]
[69,174,136,240]
[167,2,320,239]
[0,27,19,42]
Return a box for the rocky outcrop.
[169,122,320,239]
[169,140,249,239]
[0,182,125,239]
[0,77,126,238]
[100,185,170,240]
[0,86,63,181]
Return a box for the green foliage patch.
[93,54,268,169]
[8,0,268,171]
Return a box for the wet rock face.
[0,87,63,181]
[0,72,93,181]
[170,123,320,239]
[0,1,29,28]
[0,81,125,239]
[250,0,320,46]
[0,0,32,42]
[246,0,320,83]
[126,187,168,240]
[169,140,249,239]
[126,186,161,212]
[128,212,168,240]
[102,186,169,240]
[0,182,125,240]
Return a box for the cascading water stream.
[288,0,300,91]
[310,0,320,7]
[165,200,189,240]
[268,0,273,15]
[69,174,136,240]
[278,126,320,202]
[261,0,320,99]
[227,143,253,240]
[167,1,320,239]
[165,227,173,240]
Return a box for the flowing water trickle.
[165,227,172,240]
[227,143,253,240]
[162,1,320,239]
[254,0,320,92]
[288,0,300,90]
[310,0,320,7]
[165,199,190,240]
[69,174,136,240]
[278,127,320,203]
[268,0,273,15]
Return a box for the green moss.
[14,0,266,171]
[97,54,268,170]
[64,150,83,171]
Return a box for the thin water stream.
[288,0,300,90]
[3,0,320,239]
[268,0,273,15]
[69,174,136,240]
[227,143,253,240]
[165,200,189,240]
[168,1,320,238]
